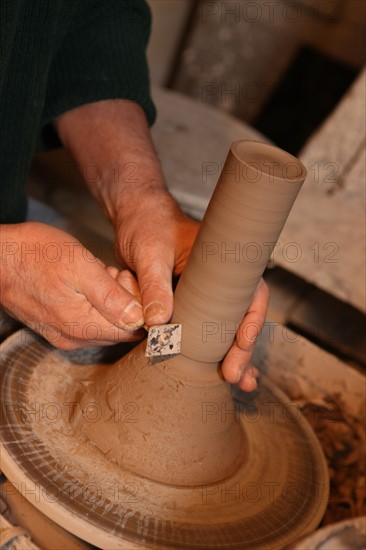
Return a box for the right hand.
[0,222,144,349]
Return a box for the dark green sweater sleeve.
[42,0,156,129]
[0,0,156,224]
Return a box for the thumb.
[78,262,144,331]
[136,260,174,326]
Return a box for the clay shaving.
[293,394,365,525]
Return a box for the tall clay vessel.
[0,141,329,550]
[172,140,306,362]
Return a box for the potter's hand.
[222,278,269,392]
[54,99,199,326]
[0,222,144,349]
[114,192,199,325]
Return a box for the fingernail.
[248,377,258,391]
[245,366,258,391]
[235,365,246,384]
[144,301,165,324]
[246,365,254,377]
[236,365,253,384]
[120,301,144,330]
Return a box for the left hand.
[221,278,269,392]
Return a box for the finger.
[221,340,254,384]
[105,265,119,279]
[77,262,144,331]
[236,278,269,352]
[116,270,141,302]
[106,267,141,302]
[222,279,268,384]
[135,255,174,327]
[237,364,260,392]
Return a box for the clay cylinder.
[172,140,306,363]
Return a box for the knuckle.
[100,284,123,313]
[236,331,256,353]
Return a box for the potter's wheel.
[0,330,328,549]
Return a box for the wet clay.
[76,343,245,486]
[78,141,307,486]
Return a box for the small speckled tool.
[145,323,182,357]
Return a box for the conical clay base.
[78,342,245,486]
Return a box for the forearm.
[54,99,171,223]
